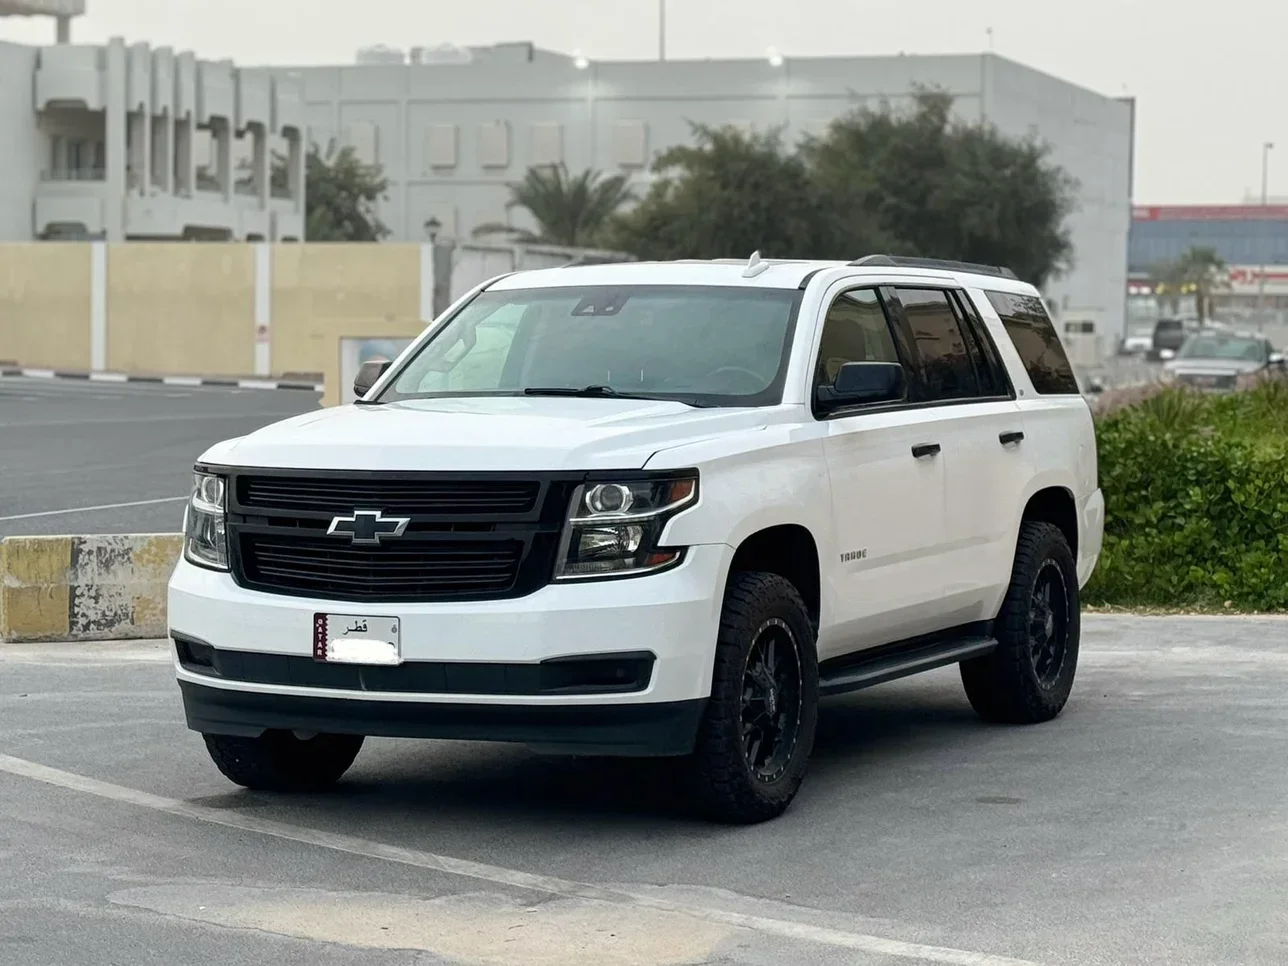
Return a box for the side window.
[894,288,981,402]
[985,291,1080,395]
[949,290,1011,398]
[813,288,902,390]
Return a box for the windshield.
[377,285,804,407]
[1177,334,1268,363]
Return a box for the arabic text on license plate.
[313,614,402,665]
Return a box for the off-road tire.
[688,571,819,824]
[203,731,365,791]
[961,521,1080,724]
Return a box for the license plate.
[313,613,402,665]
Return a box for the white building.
[0,32,306,241]
[287,43,1135,339]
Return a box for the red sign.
[1133,205,1288,221]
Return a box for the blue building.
[1129,205,1288,272]
[1127,206,1288,329]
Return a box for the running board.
[818,636,998,697]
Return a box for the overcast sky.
[2,0,1284,204]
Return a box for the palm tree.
[1149,247,1229,322]
[474,164,634,248]
[1174,246,1228,323]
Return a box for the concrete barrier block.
[0,534,182,642]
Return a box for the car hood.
[1166,358,1264,376]
[200,396,773,472]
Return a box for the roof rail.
[849,254,1019,280]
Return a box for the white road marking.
[0,753,1041,966]
[0,495,187,523]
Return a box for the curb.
[0,534,182,643]
[0,367,322,392]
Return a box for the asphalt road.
[0,377,319,537]
[3,615,1287,966]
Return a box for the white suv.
[170,254,1104,824]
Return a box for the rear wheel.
[961,521,1080,724]
[688,571,819,824]
[203,731,364,791]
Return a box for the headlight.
[184,471,228,570]
[554,475,698,580]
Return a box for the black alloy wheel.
[740,617,805,783]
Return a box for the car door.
[886,287,1029,626]
[813,285,952,658]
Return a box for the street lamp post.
[1257,141,1274,329]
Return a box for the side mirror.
[353,359,391,399]
[817,362,905,412]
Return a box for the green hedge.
[1086,382,1288,610]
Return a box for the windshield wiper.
[522,386,712,408]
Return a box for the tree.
[474,164,634,247]
[802,90,1078,287]
[606,124,869,261]
[271,142,391,242]
[1149,247,1228,321]
[1175,246,1228,323]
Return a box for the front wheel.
[961,521,1080,724]
[203,730,364,791]
[687,571,819,824]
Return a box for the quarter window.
[985,291,1080,395]
[894,288,981,402]
[813,288,903,389]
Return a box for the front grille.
[225,470,571,604]
[1179,373,1236,390]
[238,534,525,602]
[238,475,541,517]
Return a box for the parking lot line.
[0,752,1043,966]
[0,495,187,523]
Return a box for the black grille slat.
[239,533,524,601]
[239,476,540,516]
[226,471,570,604]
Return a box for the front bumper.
[179,680,706,756]
[168,543,731,749]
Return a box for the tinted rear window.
[984,291,1080,395]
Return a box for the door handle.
[911,442,941,459]
[999,431,1025,446]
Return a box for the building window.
[424,124,458,171]
[530,123,563,166]
[49,135,64,177]
[612,120,648,168]
[478,121,511,169]
[344,120,379,164]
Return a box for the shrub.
[1086,385,1288,610]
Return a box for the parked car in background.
[1119,326,1155,356]
[1161,331,1285,391]
[1150,317,1198,360]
